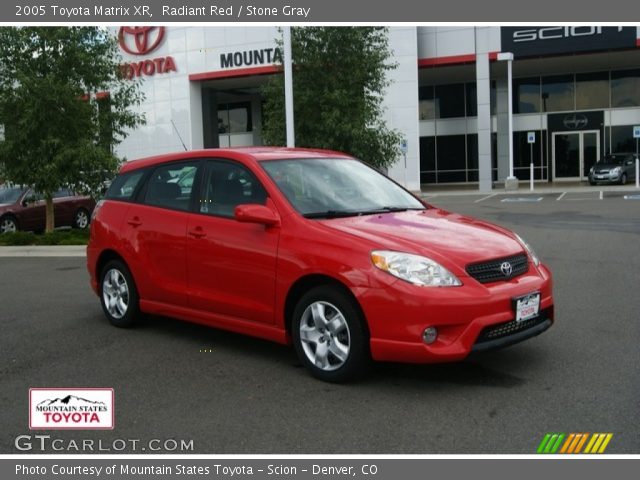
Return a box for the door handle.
[188,227,206,239]
[127,217,142,227]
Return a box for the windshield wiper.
[303,210,363,219]
[357,206,425,215]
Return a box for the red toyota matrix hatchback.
[87,148,554,381]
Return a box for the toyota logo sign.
[500,262,513,277]
[118,27,165,56]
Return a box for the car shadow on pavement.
[132,313,538,388]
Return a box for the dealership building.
[115,26,640,192]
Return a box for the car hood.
[319,208,525,273]
[594,163,623,170]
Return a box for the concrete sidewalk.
[0,245,86,257]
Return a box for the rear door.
[186,159,280,324]
[123,160,202,308]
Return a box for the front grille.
[466,253,529,284]
[475,310,548,344]
[595,170,610,174]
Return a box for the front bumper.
[360,263,554,363]
[589,172,621,183]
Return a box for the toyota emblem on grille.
[500,261,513,276]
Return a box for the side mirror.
[234,204,280,227]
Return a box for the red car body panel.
[87,148,554,363]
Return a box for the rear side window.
[105,171,145,201]
[143,162,199,211]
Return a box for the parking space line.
[600,191,603,200]
[475,193,497,203]
[556,192,567,201]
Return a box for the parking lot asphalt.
[1,194,639,454]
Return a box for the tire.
[589,180,596,186]
[620,173,627,185]
[0,215,19,234]
[73,208,90,229]
[99,259,140,328]
[292,285,370,382]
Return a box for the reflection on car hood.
[594,163,622,170]
[319,208,524,272]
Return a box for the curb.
[0,246,86,257]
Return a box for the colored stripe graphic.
[538,433,613,454]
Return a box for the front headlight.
[514,233,540,267]
[611,167,621,175]
[371,250,462,287]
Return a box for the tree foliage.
[0,27,144,231]
[261,27,401,169]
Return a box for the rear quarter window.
[105,170,145,201]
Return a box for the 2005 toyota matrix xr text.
[87,147,554,381]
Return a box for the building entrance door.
[552,130,600,181]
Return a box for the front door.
[186,159,279,324]
[552,130,600,181]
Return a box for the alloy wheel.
[102,268,130,319]
[299,301,351,371]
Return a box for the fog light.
[422,327,438,344]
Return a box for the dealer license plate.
[514,292,540,322]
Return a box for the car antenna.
[171,119,188,151]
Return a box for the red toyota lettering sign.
[118,26,177,79]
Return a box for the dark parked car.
[589,153,638,185]
[0,186,95,233]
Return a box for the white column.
[283,27,295,148]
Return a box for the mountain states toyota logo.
[29,388,114,430]
[118,26,165,55]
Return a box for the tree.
[0,27,144,232]
[261,27,401,169]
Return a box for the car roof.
[119,147,354,174]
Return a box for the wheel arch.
[283,274,369,339]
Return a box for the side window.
[143,162,199,211]
[200,161,267,217]
[105,170,145,201]
[53,188,72,199]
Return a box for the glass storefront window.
[419,86,436,120]
[217,102,252,133]
[611,69,640,108]
[465,83,477,117]
[435,84,465,118]
[513,130,548,180]
[611,125,637,152]
[576,72,609,110]
[419,136,436,183]
[514,77,540,113]
[541,75,574,112]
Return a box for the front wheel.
[292,286,370,382]
[100,260,140,328]
[620,173,627,185]
[0,215,18,234]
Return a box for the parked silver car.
[589,153,638,185]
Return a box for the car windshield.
[599,154,628,165]
[0,187,24,205]
[261,158,425,218]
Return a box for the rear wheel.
[0,215,18,234]
[73,208,90,229]
[100,260,140,328]
[292,286,370,382]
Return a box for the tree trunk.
[45,196,55,233]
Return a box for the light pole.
[498,52,516,188]
[283,27,295,148]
